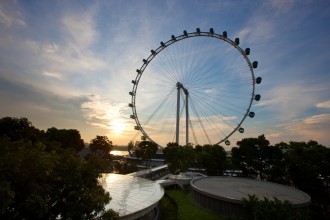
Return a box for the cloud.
[266,114,330,146]
[0,77,88,129]
[255,83,317,118]
[81,95,130,129]
[42,71,65,80]
[43,43,59,54]
[0,1,26,28]
[316,100,330,109]
[61,12,97,49]
[303,114,330,124]
[270,0,296,12]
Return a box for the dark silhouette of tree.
[163,142,181,174]
[135,141,158,168]
[86,135,113,173]
[0,117,118,219]
[89,135,113,156]
[232,134,285,180]
[285,141,330,200]
[164,143,226,175]
[0,117,41,143]
[242,194,310,220]
[196,144,227,176]
[44,127,84,152]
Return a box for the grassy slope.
[160,189,221,220]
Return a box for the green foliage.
[242,194,310,220]
[44,127,85,152]
[135,141,158,167]
[0,117,118,219]
[164,143,226,175]
[0,117,41,143]
[159,193,178,220]
[163,142,181,174]
[196,144,227,176]
[165,189,220,220]
[285,141,330,199]
[86,135,114,173]
[232,135,330,219]
[232,135,285,182]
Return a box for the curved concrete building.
[191,176,311,217]
[99,174,164,220]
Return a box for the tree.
[0,117,41,143]
[163,142,181,174]
[163,143,196,174]
[0,117,118,219]
[196,144,227,176]
[127,141,134,155]
[44,127,84,152]
[135,141,158,168]
[89,136,113,156]
[180,144,196,172]
[86,136,113,172]
[242,194,310,220]
[285,141,330,199]
[0,136,118,219]
[232,135,283,179]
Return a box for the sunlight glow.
[110,119,125,133]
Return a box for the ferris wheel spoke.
[139,87,176,128]
[189,96,235,141]
[189,99,212,144]
[130,28,261,147]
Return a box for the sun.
[111,119,125,133]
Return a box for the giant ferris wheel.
[129,28,262,147]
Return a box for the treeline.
[0,117,118,219]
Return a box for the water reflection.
[110,150,128,156]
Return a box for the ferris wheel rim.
[129,28,258,147]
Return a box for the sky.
[0,0,330,149]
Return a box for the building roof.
[191,176,311,207]
[99,174,164,219]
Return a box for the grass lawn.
[160,189,222,220]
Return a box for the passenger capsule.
[256,77,262,84]
[160,41,165,47]
[183,30,188,36]
[196,28,201,34]
[255,94,261,101]
[130,115,136,119]
[134,126,140,130]
[209,28,214,34]
[223,31,227,38]
[245,48,250,55]
[235,38,240,45]
[129,91,135,96]
[141,136,146,140]
[239,127,244,133]
[143,59,148,64]
[225,140,231,145]
[136,69,141,74]
[151,50,156,55]
[253,61,258,68]
[249,112,255,118]
[128,103,134,107]
[131,80,136,84]
[171,35,176,41]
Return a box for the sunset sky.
[1,0,330,149]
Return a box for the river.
[110,150,129,156]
